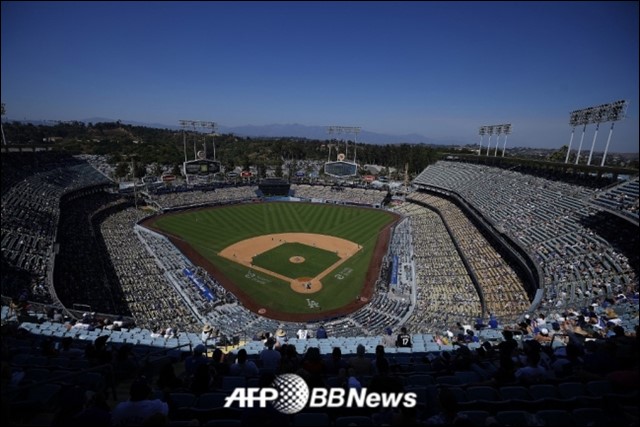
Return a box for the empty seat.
[221,376,246,392]
[466,386,500,402]
[457,410,490,426]
[572,407,607,426]
[293,412,330,426]
[499,386,531,401]
[334,416,373,426]
[536,409,575,426]
[454,370,482,385]
[529,384,560,400]
[557,382,587,399]
[169,392,197,409]
[405,374,434,387]
[585,380,613,398]
[496,410,530,426]
[435,375,461,386]
[195,392,228,409]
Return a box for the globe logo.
[270,374,309,414]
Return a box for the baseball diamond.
[142,202,398,321]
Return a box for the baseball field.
[142,202,398,321]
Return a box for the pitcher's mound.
[289,256,305,264]
[291,277,323,294]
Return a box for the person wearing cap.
[274,328,287,348]
[201,323,215,347]
[534,327,552,344]
[380,327,396,348]
[112,377,168,425]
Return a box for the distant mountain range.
[215,123,437,145]
[9,117,451,145]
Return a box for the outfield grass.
[251,243,340,279]
[148,202,396,315]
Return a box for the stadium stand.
[2,154,638,425]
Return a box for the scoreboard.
[324,161,358,177]
[183,159,221,176]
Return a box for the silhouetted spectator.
[112,377,168,426]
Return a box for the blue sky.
[2,1,638,152]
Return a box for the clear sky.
[2,1,638,152]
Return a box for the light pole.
[567,100,628,166]
[501,124,511,157]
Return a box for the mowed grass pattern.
[149,202,396,315]
[252,243,340,279]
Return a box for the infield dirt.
[219,233,361,294]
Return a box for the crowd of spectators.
[409,191,530,324]
[3,154,637,356]
[413,161,638,324]
[149,186,258,210]
[99,206,201,333]
[3,306,637,426]
[291,184,387,206]
[590,177,639,223]
[393,202,483,335]
[1,152,112,305]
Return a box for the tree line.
[2,120,462,179]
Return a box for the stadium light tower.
[493,125,503,157]
[198,121,217,160]
[478,126,486,155]
[586,105,607,166]
[574,109,590,165]
[179,119,197,163]
[600,100,628,166]
[327,126,361,162]
[565,110,581,164]
[501,124,511,157]
[485,126,494,156]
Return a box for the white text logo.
[224,374,417,414]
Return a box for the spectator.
[325,347,348,375]
[112,377,168,426]
[396,327,412,348]
[184,344,208,379]
[230,349,259,378]
[260,337,281,372]
[301,347,325,388]
[274,329,287,348]
[380,327,396,348]
[296,325,309,340]
[348,344,373,377]
[488,313,499,329]
[201,324,216,347]
[315,324,328,339]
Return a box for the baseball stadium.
[1,142,638,425]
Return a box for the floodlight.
[569,111,581,127]
[326,125,361,164]
[501,124,511,157]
